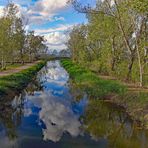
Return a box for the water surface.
[0,61,148,148]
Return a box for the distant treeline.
[67,0,148,87]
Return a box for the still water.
[0,61,148,148]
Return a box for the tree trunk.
[20,49,24,64]
[131,16,146,87]
[137,49,143,87]
[1,55,5,70]
[127,54,135,81]
[112,58,116,71]
[1,57,4,70]
[111,36,116,71]
[114,0,136,81]
[114,0,133,54]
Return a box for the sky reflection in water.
[23,61,83,142]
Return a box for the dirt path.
[0,61,40,77]
[98,75,148,92]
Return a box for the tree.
[68,0,148,86]
[0,17,12,69]
[26,31,46,62]
[67,25,89,64]
[0,3,47,69]
[59,49,71,57]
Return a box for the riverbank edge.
[61,59,148,129]
[0,60,46,98]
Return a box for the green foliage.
[129,0,148,14]
[67,24,90,63]
[68,0,148,87]
[61,59,127,97]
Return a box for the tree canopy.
[67,0,148,87]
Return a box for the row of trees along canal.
[67,0,148,87]
[0,3,47,70]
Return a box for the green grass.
[61,59,127,98]
[0,61,46,97]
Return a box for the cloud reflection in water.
[28,92,81,142]
[25,61,81,142]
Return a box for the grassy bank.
[61,59,126,97]
[61,59,148,128]
[0,61,46,98]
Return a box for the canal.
[0,60,148,148]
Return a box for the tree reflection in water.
[83,100,148,148]
[0,93,23,148]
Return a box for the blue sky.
[0,0,90,51]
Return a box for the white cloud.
[34,24,74,51]
[26,0,68,24]
[35,24,73,34]
[45,32,67,45]
[44,32,68,51]
[54,16,65,21]
[0,0,68,25]
[29,0,68,17]
[28,15,65,25]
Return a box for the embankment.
[0,61,46,98]
[61,59,148,128]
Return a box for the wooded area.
[0,3,47,70]
[67,0,148,87]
